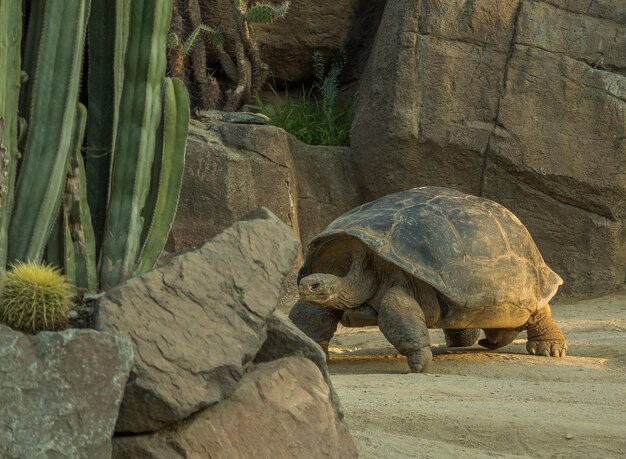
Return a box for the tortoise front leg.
[288,300,342,356]
[525,304,568,358]
[378,286,432,373]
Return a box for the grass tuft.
[257,51,351,146]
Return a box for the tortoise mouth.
[299,290,332,304]
[298,286,337,306]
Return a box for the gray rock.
[350,0,626,295]
[171,120,300,252]
[221,111,270,125]
[0,326,133,459]
[112,357,358,459]
[171,119,358,254]
[95,208,299,433]
[196,109,271,125]
[255,310,344,418]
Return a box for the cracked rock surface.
[95,208,299,433]
[112,357,358,458]
[351,0,626,295]
[0,326,133,459]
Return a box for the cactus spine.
[0,261,74,333]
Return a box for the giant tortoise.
[289,187,567,372]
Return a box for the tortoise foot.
[525,304,567,358]
[526,339,567,358]
[406,347,433,373]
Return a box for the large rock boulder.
[172,114,359,252]
[95,208,299,433]
[112,357,358,459]
[351,0,626,294]
[290,138,359,246]
[172,115,299,251]
[0,326,133,459]
[255,310,344,417]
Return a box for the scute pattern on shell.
[301,187,563,310]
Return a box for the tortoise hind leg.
[478,328,522,350]
[289,300,342,357]
[525,304,568,358]
[444,328,481,347]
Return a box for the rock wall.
[172,112,359,254]
[174,1,625,296]
[351,0,626,294]
[197,0,366,82]
[0,327,133,458]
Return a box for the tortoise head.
[298,274,342,307]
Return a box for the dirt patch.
[328,293,626,458]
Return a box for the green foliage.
[313,51,346,110]
[1,0,190,292]
[0,262,74,333]
[182,24,224,56]
[245,1,290,23]
[9,0,90,263]
[258,52,351,146]
[172,0,290,110]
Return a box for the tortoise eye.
[311,282,320,290]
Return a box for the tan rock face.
[351,0,626,294]
[172,118,299,251]
[173,117,359,252]
[253,0,357,81]
[174,1,624,296]
[112,357,358,459]
[96,209,299,433]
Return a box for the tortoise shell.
[299,187,562,310]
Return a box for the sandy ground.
[326,293,626,458]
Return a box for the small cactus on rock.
[0,262,74,333]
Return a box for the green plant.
[0,262,74,333]
[170,0,289,111]
[0,0,190,292]
[258,52,352,146]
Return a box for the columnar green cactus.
[0,0,22,270]
[98,0,173,289]
[0,0,190,293]
[135,77,189,276]
[86,0,131,252]
[8,0,91,263]
[46,103,98,292]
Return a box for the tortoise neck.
[336,251,377,308]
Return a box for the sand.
[327,293,626,458]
